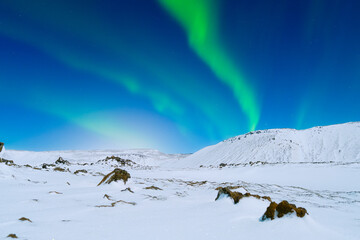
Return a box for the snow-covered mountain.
[1,122,360,240]
[177,122,360,167]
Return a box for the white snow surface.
[176,122,360,168]
[1,122,360,239]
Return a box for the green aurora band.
[0,13,188,141]
[158,0,260,131]
[0,0,258,143]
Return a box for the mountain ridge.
[177,122,360,167]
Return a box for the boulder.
[261,200,308,221]
[97,168,131,186]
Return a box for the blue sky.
[0,0,359,153]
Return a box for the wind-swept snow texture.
[178,122,360,168]
[1,122,360,240]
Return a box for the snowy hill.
[2,149,187,167]
[177,122,360,168]
[1,122,360,239]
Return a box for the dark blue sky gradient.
[0,0,359,153]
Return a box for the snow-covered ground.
[1,122,360,239]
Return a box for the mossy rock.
[53,167,66,172]
[261,196,272,202]
[261,200,308,221]
[185,180,207,186]
[216,187,272,204]
[97,168,131,186]
[294,207,308,217]
[19,217,32,222]
[261,201,278,220]
[74,169,88,174]
[215,187,243,204]
[7,234,18,238]
[276,200,295,218]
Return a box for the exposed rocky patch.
[103,194,113,201]
[53,167,67,172]
[215,187,272,204]
[200,160,346,169]
[184,180,208,187]
[49,191,63,194]
[215,187,244,204]
[261,202,278,220]
[74,169,88,175]
[19,217,32,222]
[145,186,162,190]
[261,200,308,221]
[215,187,307,221]
[96,156,136,167]
[23,164,41,170]
[55,157,70,165]
[7,234,18,238]
[0,159,14,165]
[42,163,56,169]
[97,168,131,185]
[121,187,134,193]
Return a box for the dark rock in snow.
[19,217,32,222]
[7,234,18,238]
[261,200,308,221]
[97,168,131,186]
[55,157,70,165]
[74,169,88,174]
[215,187,272,204]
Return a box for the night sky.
[0,0,359,153]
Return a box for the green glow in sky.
[158,0,260,131]
[0,0,261,149]
[0,1,236,141]
[0,20,187,141]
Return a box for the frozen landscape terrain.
[1,122,360,240]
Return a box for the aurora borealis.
[158,0,259,131]
[0,0,359,152]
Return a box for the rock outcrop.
[97,168,131,186]
[55,157,70,165]
[261,200,308,221]
[215,187,272,204]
